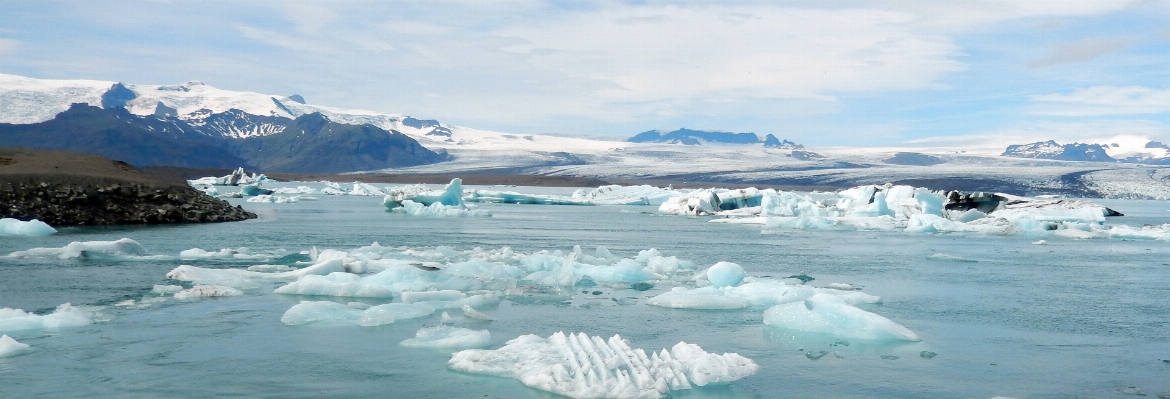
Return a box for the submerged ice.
[448,332,759,399]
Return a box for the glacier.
[0,218,57,236]
[448,332,759,399]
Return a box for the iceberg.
[0,303,93,334]
[174,285,244,299]
[400,326,490,349]
[465,189,587,205]
[349,182,386,196]
[165,259,346,289]
[570,185,682,206]
[187,167,266,186]
[646,279,880,310]
[0,334,30,357]
[274,272,397,298]
[393,200,492,217]
[0,218,56,236]
[658,189,722,215]
[448,332,758,399]
[705,262,745,288]
[383,178,465,209]
[279,301,434,326]
[762,294,920,342]
[7,238,152,260]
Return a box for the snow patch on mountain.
[0,73,113,124]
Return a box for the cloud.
[236,24,327,52]
[905,119,1170,153]
[1031,85,1170,116]
[1027,38,1130,68]
[0,38,17,53]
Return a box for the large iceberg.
[448,332,759,399]
[384,178,491,217]
[7,238,155,260]
[187,167,267,186]
[0,303,93,334]
[0,218,56,236]
[465,189,587,205]
[280,301,435,326]
[571,185,682,206]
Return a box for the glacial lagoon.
[2,183,1169,398]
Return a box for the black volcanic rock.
[287,94,306,104]
[628,128,760,145]
[1002,140,1115,162]
[885,152,944,166]
[0,104,447,173]
[100,83,137,109]
[788,149,825,160]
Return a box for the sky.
[2,0,1170,147]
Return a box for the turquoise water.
[2,187,1169,398]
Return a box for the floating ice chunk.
[179,247,280,260]
[7,238,151,260]
[274,272,397,298]
[393,200,492,217]
[166,259,346,289]
[401,326,491,349]
[914,188,945,216]
[383,178,464,209]
[356,303,435,326]
[1032,240,1048,245]
[825,283,853,290]
[465,189,587,205]
[658,189,722,215]
[706,262,745,288]
[247,264,295,272]
[461,304,492,321]
[440,312,454,324]
[646,287,751,310]
[0,334,30,357]
[271,186,316,194]
[449,332,758,399]
[952,209,987,223]
[762,294,920,342]
[647,279,878,310]
[349,182,386,196]
[174,285,244,299]
[0,218,56,236]
[151,285,184,295]
[927,253,977,262]
[0,303,93,334]
[280,301,360,325]
[571,185,681,206]
[246,194,305,203]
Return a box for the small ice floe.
[0,218,56,236]
[762,294,920,342]
[0,303,93,334]
[706,262,745,288]
[927,253,977,263]
[1032,240,1048,245]
[461,304,492,321]
[0,334,31,357]
[279,301,435,327]
[173,285,244,300]
[400,326,490,349]
[448,332,758,399]
[7,238,155,260]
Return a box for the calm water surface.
[1,184,1168,398]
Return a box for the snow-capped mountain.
[4,72,1170,199]
[627,128,802,148]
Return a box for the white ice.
[7,238,153,260]
[280,301,435,326]
[393,200,492,217]
[448,331,759,399]
[174,285,244,299]
[179,247,284,260]
[274,272,397,298]
[0,218,56,236]
[400,325,490,349]
[0,334,30,357]
[762,294,920,342]
[705,262,745,288]
[571,185,683,206]
[646,278,880,310]
[0,303,93,334]
[383,178,465,209]
[465,189,587,205]
[165,259,346,289]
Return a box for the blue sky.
[2,0,1169,146]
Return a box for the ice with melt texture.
[280,301,434,326]
[646,278,880,310]
[6,238,151,259]
[393,200,491,217]
[0,304,93,334]
[400,326,490,349]
[383,178,464,208]
[173,285,244,299]
[762,294,920,342]
[166,259,346,290]
[0,334,30,357]
[0,218,56,236]
[571,185,683,206]
[465,189,586,205]
[449,332,759,399]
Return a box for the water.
[2,185,1169,398]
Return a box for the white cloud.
[236,24,327,52]
[1031,85,1170,116]
[1028,38,1130,68]
[906,119,1170,154]
[0,38,17,53]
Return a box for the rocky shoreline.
[0,149,255,226]
[0,176,255,225]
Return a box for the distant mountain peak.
[1002,140,1115,162]
[628,128,800,148]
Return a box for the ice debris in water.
[274,272,397,298]
[0,334,30,357]
[927,253,977,263]
[0,218,56,236]
[1032,240,1048,245]
[383,178,464,208]
[647,278,879,310]
[6,238,152,260]
[179,247,284,260]
[393,200,492,217]
[0,303,93,334]
[461,304,492,321]
[706,262,745,288]
[152,285,185,295]
[166,259,346,289]
[571,185,682,206]
[448,332,759,399]
[174,285,244,299]
[400,325,490,349]
[762,294,920,342]
[280,301,435,326]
